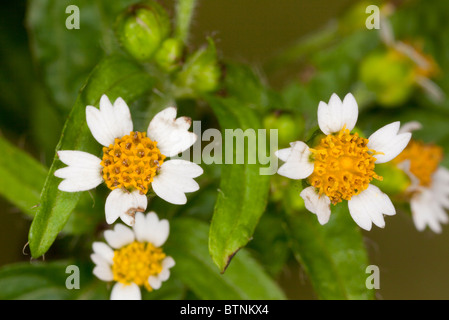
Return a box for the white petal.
[317,93,358,135]
[147,256,174,290]
[162,256,175,269]
[432,169,449,209]
[55,162,103,192]
[55,151,103,192]
[86,106,117,147]
[133,212,170,247]
[157,269,171,282]
[104,223,135,249]
[277,141,314,180]
[300,186,331,225]
[56,150,102,168]
[92,265,113,282]
[110,282,141,300]
[147,107,197,157]
[57,176,103,192]
[86,95,133,147]
[411,189,448,233]
[148,276,162,290]
[105,189,148,226]
[274,147,292,162]
[434,167,449,183]
[152,160,203,205]
[348,184,396,231]
[90,253,110,269]
[368,122,412,164]
[112,97,133,135]
[92,241,114,264]
[398,121,422,134]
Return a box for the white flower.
[275,93,411,230]
[54,95,203,226]
[394,122,449,233]
[91,211,175,300]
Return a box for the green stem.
[174,0,198,43]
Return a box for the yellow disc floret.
[101,131,165,194]
[393,140,443,187]
[112,241,166,291]
[308,128,382,204]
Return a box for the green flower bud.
[115,2,171,61]
[263,112,305,148]
[154,38,184,73]
[174,38,221,98]
[359,49,415,107]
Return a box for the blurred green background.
[1,0,449,299]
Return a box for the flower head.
[54,95,203,225]
[91,211,175,300]
[393,122,449,233]
[275,93,411,230]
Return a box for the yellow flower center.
[101,131,165,194]
[393,140,443,187]
[308,128,382,205]
[112,241,166,291]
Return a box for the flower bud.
[115,2,171,61]
[174,38,221,98]
[359,49,415,107]
[263,112,305,148]
[154,38,184,72]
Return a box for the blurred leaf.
[285,203,374,300]
[0,1,36,131]
[166,217,286,300]
[0,136,47,216]
[246,205,290,276]
[0,260,102,300]
[28,55,155,259]
[223,62,280,111]
[205,95,271,272]
[142,277,186,300]
[26,0,140,111]
[0,134,105,236]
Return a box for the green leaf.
[285,203,374,300]
[0,136,48,217]
[26,0,141,111]
[166,217,286,300]
[204,96,271,272]
[0,260,101,300]
[28,55,155,259]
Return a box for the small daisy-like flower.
[91,211,175,300]
[393,122,449,233]
[275,93,412,230]
[54,95,203,225]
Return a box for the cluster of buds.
[115,1,221,98]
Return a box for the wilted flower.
[393,122,449,233]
